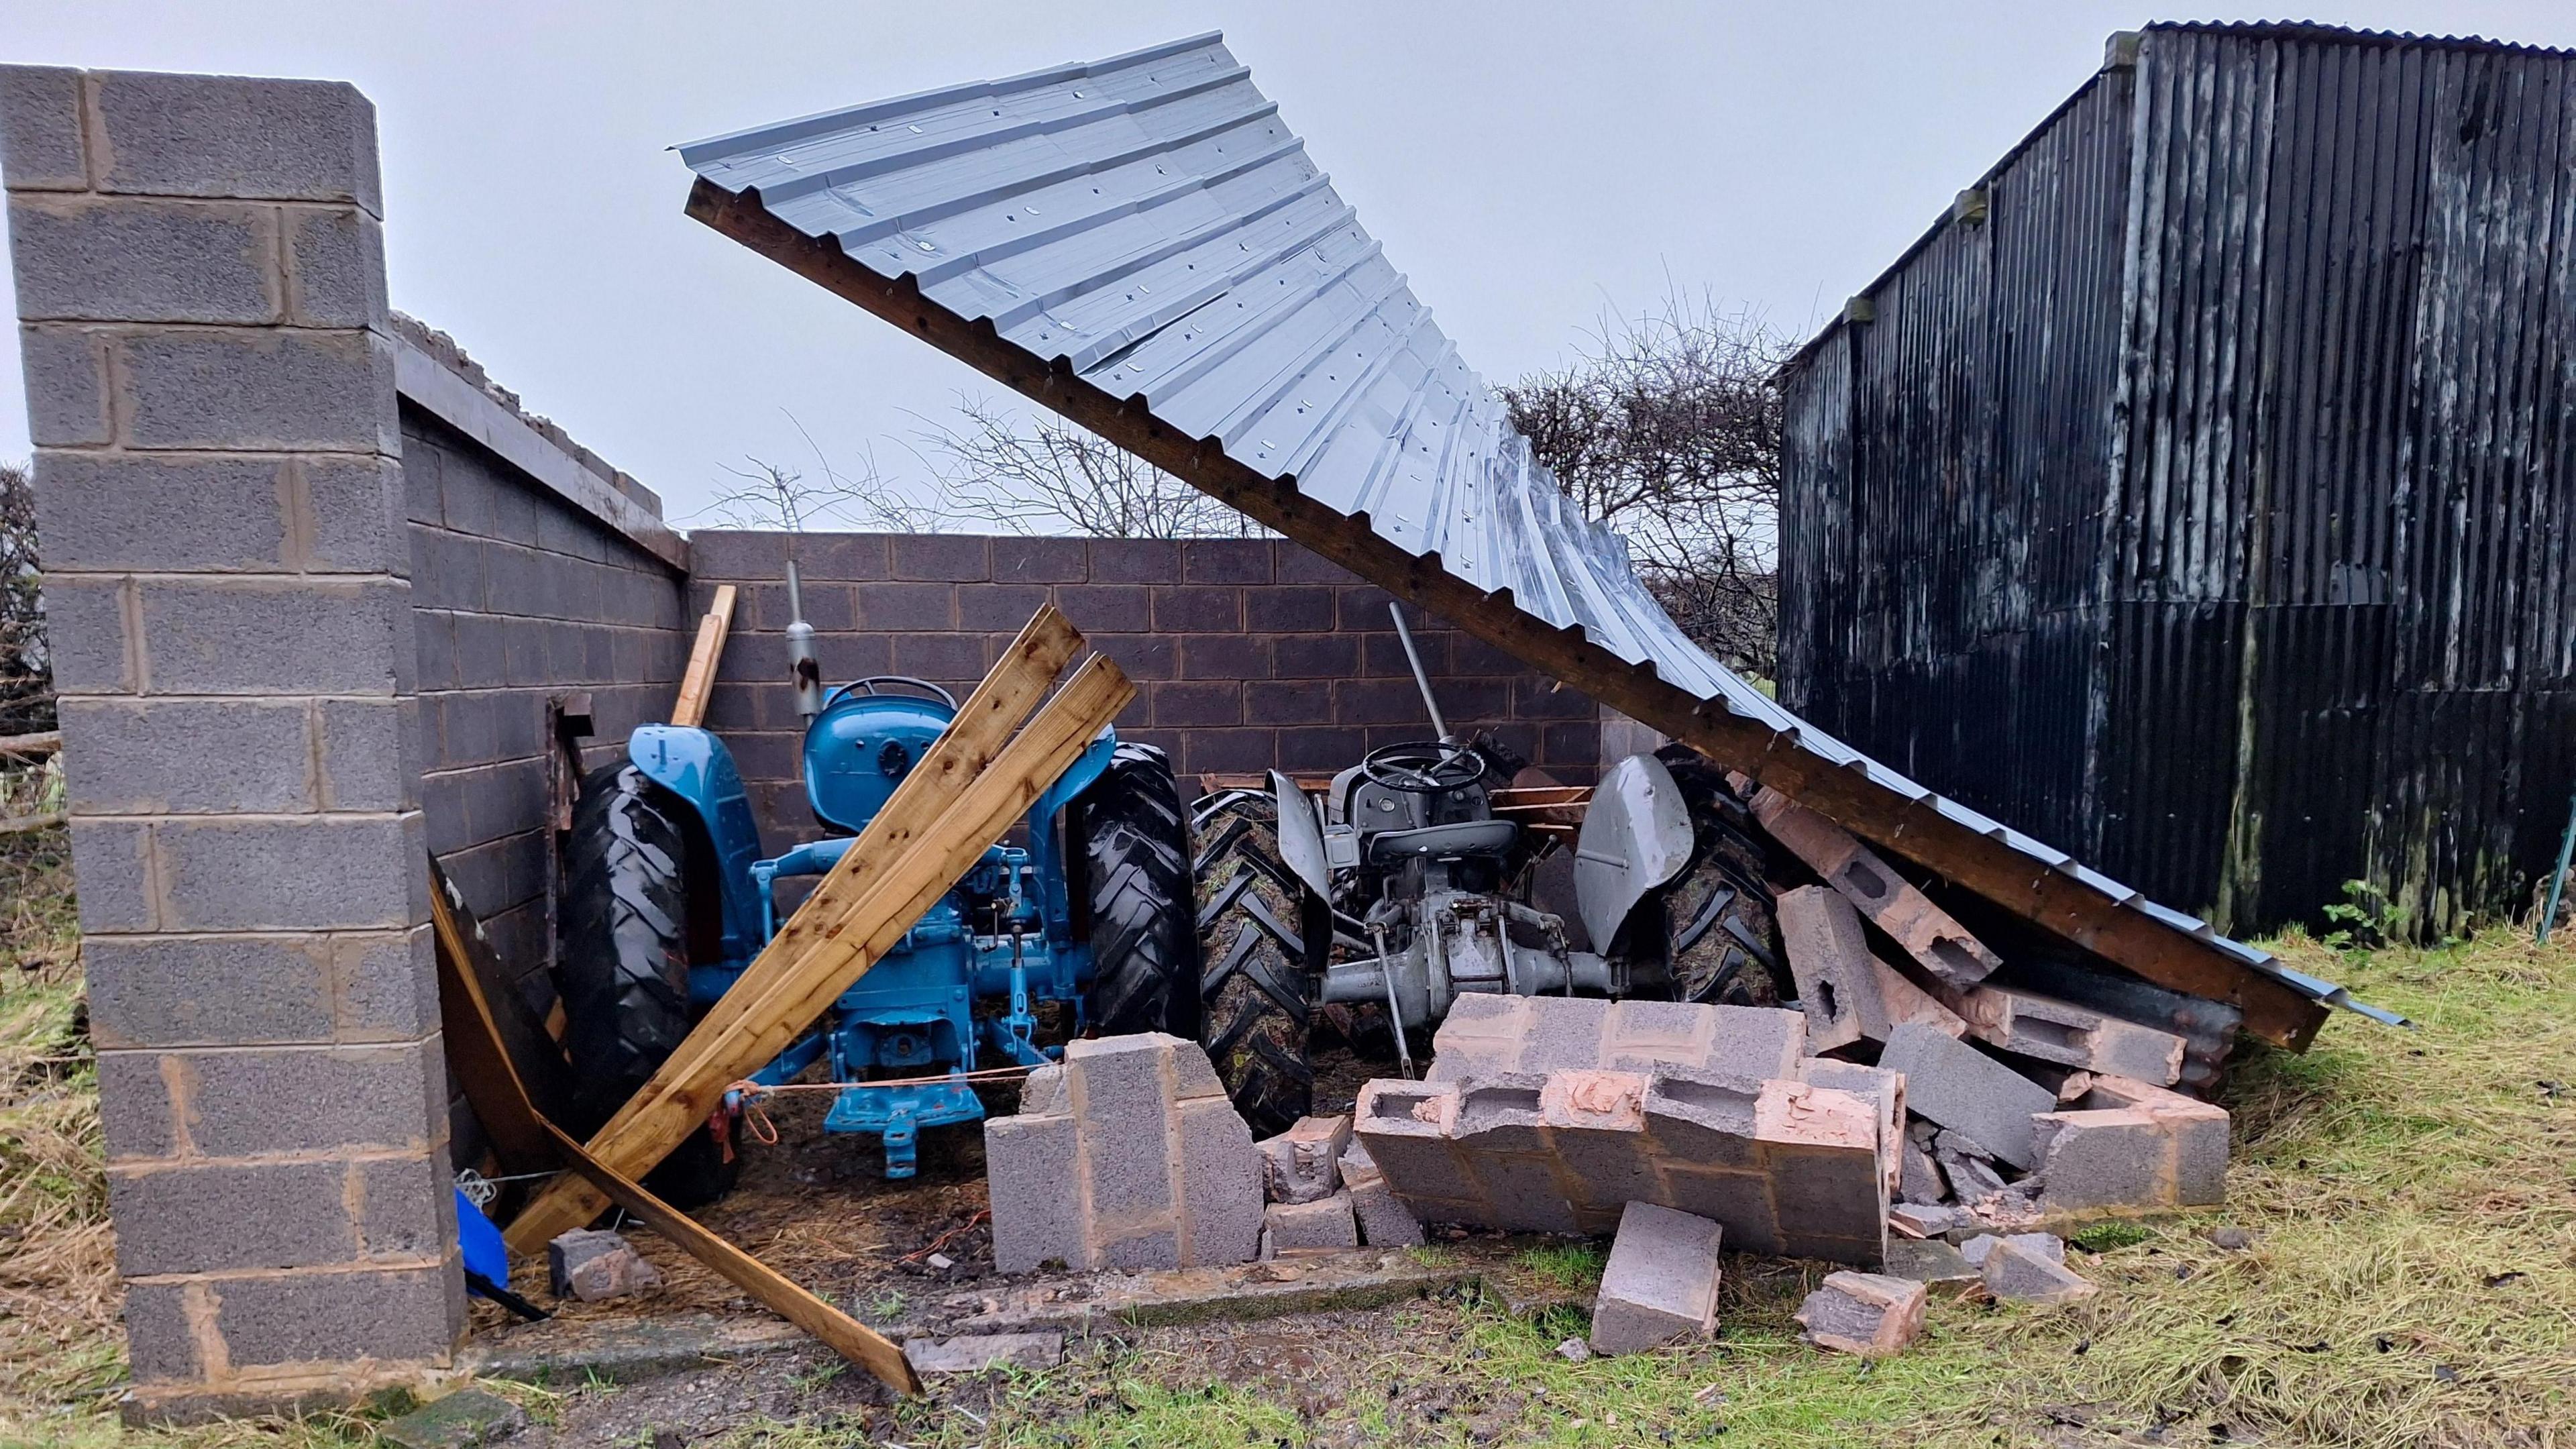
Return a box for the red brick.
[1152,681,1243,727]
[1181,633,1271,680]
[1150,586,1242,633]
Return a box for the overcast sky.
[9,1,2575,526]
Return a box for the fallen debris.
[1589,1201,1723,1355]
[550,1228,663,1302]
[1778,885,1967,1048]
[2031,1075,2229,1215]
[1795,1271,1927,1356]
[1258,1115,1353,1204]
[1424,993,1807,1083]
[1263,1192,1360,1256]
[1881,1237,1981,1295]
[1944,983,2188,1085]
[1960,1232,2065,1268]
[985,1032,1263,1273]
[945,1249,1469,1334]
[1355,997,1886,1263]
[1743,783,2002,989]
[901,1332,1065,1375]
[1880,1021,2058,1170]
[1980,1236,2097,1304]
[378,1388,529,1449]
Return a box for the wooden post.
[671,584,738,729]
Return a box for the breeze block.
[985,1034,1263,1273]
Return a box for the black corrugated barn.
[1778,21,2576,940]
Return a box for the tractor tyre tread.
[1194,794,1315,1136]
[1073,743,1201,1040]
[556,760,739,1209]
[1649,744,1790,1008]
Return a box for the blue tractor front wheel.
[556,761,743,1209]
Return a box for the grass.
[0,827,2568,1446]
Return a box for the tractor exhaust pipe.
[1388,603,1452,742]
[784,559,824,721]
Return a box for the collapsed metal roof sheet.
[678,32,2396,1041]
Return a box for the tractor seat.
[1364,818,1520,863]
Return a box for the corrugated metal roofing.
[677,32,2397,1030]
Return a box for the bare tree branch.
[0,462,51,737]
[916,398,1264,540]
[684,415,941,534]
[1503,290,1788,676]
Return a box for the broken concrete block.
[985,1032,1263,1273]
[1779,887,1968,1051]
[1426,993,1806,1082]
[902,1332,1066,1374]
[1898,1141,1946,1204]
[1353,1068,1886,1265]
[1801,1057,1905,1193]
[2030,1073,2230,1214]
[1882,1236,1982,1296]
[378,1388,529,1449]
[1880,1022,2057,1170]
[1980,1236,2096,1303]
[1347,1176,1424,1246]
[1258,1114,1352,1203]
[1888,1202,1972,1238]
[548,1228,660,1302]
[1939,1148,2008,1201]
[1744,783,2002,988]
[1945,984,2187,1085]
[1589,1201,1722,1355]
[1960,1232,2063,1267]
[1795,1270,1927,1356]
[1262,1191,1359,1255]
[1337,1138,1381,1191]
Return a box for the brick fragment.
[1899,1140,1946,1204]
[1348,1177,1423,1246]
[1425,993,1805,1082]
[1879,1021,2057,1169]
[1778,888,1966,1049]
[2029,1074,2229,1213]
[1745,784,2001,987]
[1887,1203,1973,1238]
[1589,1201,1722,1355]
[1980,1236,2096,1303]
[1257,1114,1352,1203]
[1795,1271,1926,1356]
[1800,1057,1905,1193]
[1944,983,2186,1085]
[983,1033,1260,1273]
[1960,1231,2063,1267]
[1261,1191,1358,1255]
[1882,1236,1981,1295]
[904,1332,1065,1374]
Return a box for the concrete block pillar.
[1,67,458,1417]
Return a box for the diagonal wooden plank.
[669,584,739,729]
[429,858,560,1175]
[429,897,918,1393]
[507,651,1131,1251]
[537,1117,922,1395]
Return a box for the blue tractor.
[554,584,1197,1197]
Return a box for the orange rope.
[720,1063,1040,1145]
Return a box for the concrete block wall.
[400,324,690,1001]
[3,66,460,1413]
[685,531,1605,845]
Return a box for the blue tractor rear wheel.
[1068,743,1201,1039]
[557,761,742,1209]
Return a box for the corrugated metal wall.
[1781,23,2576,938]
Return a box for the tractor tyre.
[557,760,740,1209]
[1069,743,1201,1040]
[1193,792,1316,1136]
[1637,745,1790,1008]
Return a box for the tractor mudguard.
[627,723,767,969]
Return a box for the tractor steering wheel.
[1360,740,1485,795]
[818,676,960,712]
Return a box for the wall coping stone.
[388,313,686,572]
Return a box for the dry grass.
[0,827,2567,1446]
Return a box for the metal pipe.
[783,559,824,720]
[1387,603,1450,741]
[1372,924,1413,1079]
[2542,782,2576,945]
